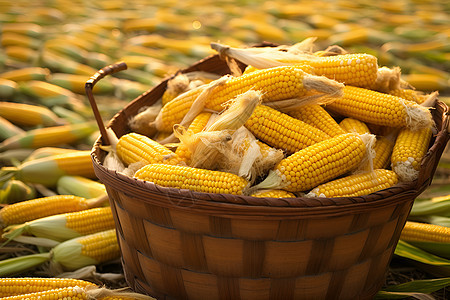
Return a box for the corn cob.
[325,85,433,131]
[306,169,398,198]
[339,117,371,135]
[57,175,107,199]
[0,150,97,187]
[0,122,97,151]
[1,32,41,49]
[254,133,368,192]
[0,78,18,98]
[0,229,119,276]
[250,189,296,198]
[0,101,65,127]
[23,147,81,162]
[245,104,330,154]
[0,194,108,227]
[1,22,43,38]
[402,73,449,92]
[155,65,344,132]
[3,207,115,242]
[389,88,427,104]
[162,73,191,106]
[400,221,450,243]
[0,179,36,204]
[44,39,89,63]
[48,73,115,95]
[134,163,249,195]
[373,135,396,170]
[52,105,87,124]
[115,132,182,167]
[0,116,25,141]
[0,67,50,81]
[4,46,38,63]
[0,149,34,164]
[287,104,345,137]
[41,50,98,76]
[391,126,433,181]
[175,112,212,164]
[0,277,96,298]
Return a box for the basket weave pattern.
[91,55,450,300]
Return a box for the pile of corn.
[0,0,449,296]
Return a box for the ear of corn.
[23,147,81,162]
[0,122,97,151]
[339,117,371,135]
[287,104,345,137]
[0,116,25,141]
[389,88,427,104]
[391,126,433,182]
[400,221,450,244]
[0,67,50,81]
[0,278,96,298]
[40,50,98,76]
[0,101,65,127]
[56,175,107,199]
[48,73,115,95]
[116,132,182,167]
[1,32,41,49]
[134,163,249,195]
[326,85,433,131]
[245,104,330,154]
[0,78,18,98]
[250,189,296,198]
[0,194,106,227]
[3,207,115,243]
[156,65,343,132]
[5,46,39,63]
[0,179,36,204]
[254,133,367,192]
[1,22,43,38]
[372,135,396,170]
[306,169,398,198]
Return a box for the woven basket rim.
[90,52,450,211]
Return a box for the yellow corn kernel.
[0,195,90,227]
[339,117,371,135]
[391,126,433,181]
[0,287,89,300]
[288,104,345,137]
[400,221,450,243]
[175,112,212,164]
[373,136,395,170]
[245,105,330,154]
[157,65,343,132]
[134,163,249,195]
[389,89,427,104]
[52,229,120,271]
[116,132,182,166]
[307,169,398,198]
[255,133,367,192]
[326,86,432,131]
[251,189,296,198]
[0,101,64,127]
[0,277,96,297]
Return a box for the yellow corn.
[307,169,398,198]
[245,105,330,154]
[339,117,371,135]
[24,147,81,162]
[0,78,18,98]
[1,32,41,49]
[175,112,212,164]
[288,104,345,137]
[251,189,296,198]
[134,163,249,195]
[400,221,450,243]
[52,229,120,271]
[57,175,107,199]
[0,150,97,187]
[391,126,433,181]
[0,278,96,298]
[373,136,396,170]
[0,122,97,151]
[18,79,77,98]
[162,73,191,106]
[0,101,64,127]
[3,207,115,242]
[157,65,343,132]
[402,73,449,92]
[389,89,427,104]
[326,85,433,131]
[116,132,182,167]
[0,195,98,227]
[255,133,367,192]
[0,287,89,300]
[0,67,50,81]
[0,179,36,204]
[48,73,115,95]
[1,23,43,38]
[4,46,39,63]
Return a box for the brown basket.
[88,56,450,300]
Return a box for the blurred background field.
[0,0,449,298]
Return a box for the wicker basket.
[88,55,450,300]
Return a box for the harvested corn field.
[1,0,450,299]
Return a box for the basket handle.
[85,62,128,146]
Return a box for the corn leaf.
[376,277,450,299]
